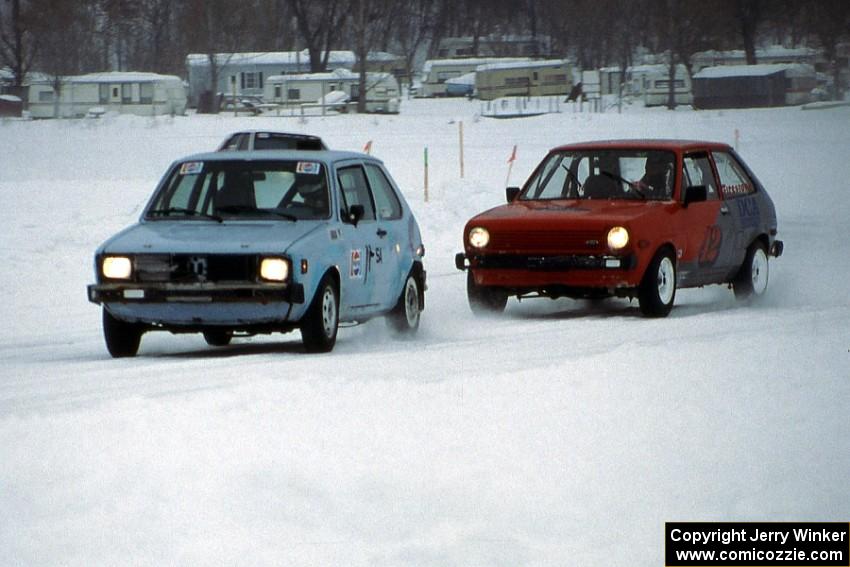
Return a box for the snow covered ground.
[1,99,848,566]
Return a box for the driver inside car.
[635,153,674,199]
[295,179,329,215]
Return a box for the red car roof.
[550,139,732,153]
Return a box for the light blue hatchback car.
[87,150,426,357]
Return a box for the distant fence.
[480,96,562,118]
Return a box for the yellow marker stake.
[424,147,429,203]
[459,121,465,178]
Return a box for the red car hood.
[471,199,667,225]
[467,200,669,254]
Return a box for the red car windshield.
[520,150,676,201]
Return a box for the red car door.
[677,151,737,285]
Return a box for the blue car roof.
[179,149,376,164]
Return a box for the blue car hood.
[99,220,325,255]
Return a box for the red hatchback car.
[456,140,783,317]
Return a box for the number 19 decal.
[698,225,722,267]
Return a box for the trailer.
[264,69,401,113]
[419,58,529,97]
[474,59,571,101]
[27,72,186,119]
[780,64,818,105]
[629,64,693,106]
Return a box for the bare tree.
[526,0,540,54]
[253,0,297,52]
[181,0,251,112]
[555,0,620,70]
[426,0,458,59]
[133,0,175,72]
[350,0,395,113]
[393,0,435,88]
[465,0,490,57]
[0,0,38,89]
[31,0,96,116]
[735,0,761,64]
[805,0,850,100]
[608,0,645,108]
[681,1,725,71]
[666,0,731,106]
[538,0,573,58]
[96,0,141,70]
[292,0,348,72]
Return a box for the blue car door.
[335,164,382,315]
[363,162,407,309]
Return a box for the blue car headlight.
[259,257,290,282]
[102,256,133,280]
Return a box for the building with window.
[691,46,822,73]
[27,72,186,118]
[435,35,553,58]
[185,50,403,108]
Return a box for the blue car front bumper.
[88,281,305,327]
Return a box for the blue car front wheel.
[102,308,143,358]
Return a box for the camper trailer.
[28,72,186,118]
[629,64,692,106]
[419,58,529,97]
[781,64,818,105]
[265,69,401,113]
[474,59,571,100]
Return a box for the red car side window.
[683,153,719,200]
[713,152,755,198]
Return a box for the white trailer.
[629,64,693,106]
[265,69,400,113]
[419,58,529,97]
[28,72,186,119]
[781,64,818,105]
[474,59,571,101]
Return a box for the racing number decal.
[698,225,723,267]
[374,247,383,264]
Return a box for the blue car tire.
[103,308,143,358]
[300,274,339,353]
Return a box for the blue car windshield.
[520,150,676,201]
[147,159,331,221]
